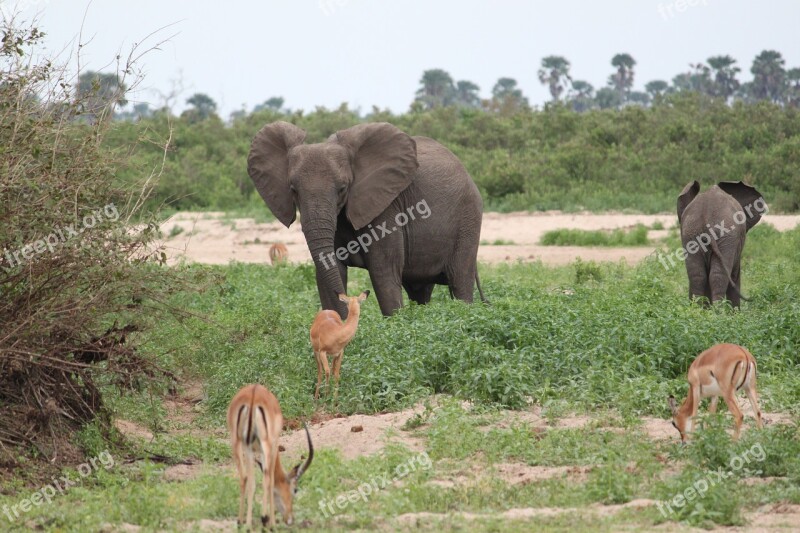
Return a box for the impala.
[668,343,763,442]
[309,290,369,400]
[227,384,313,528]
[269,243,288,265]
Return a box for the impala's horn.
[294,424,314,480]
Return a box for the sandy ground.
[159,211,800,266]
[112,387,798,531]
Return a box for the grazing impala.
[227,384,313,528]
[310,290,369,399]
[668,343,763,442]
[269,243,288,264]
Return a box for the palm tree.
[568,80,594,112]
[750,50,786,103]
[454,80,481,108]
[254,97,286,113]
[671,64,711,95]
[785,68,800,108]
[414,69,455,109]
[645,80,669,100]
[609,53,636,101]
[537,55,571,102]
[707,55,740,99]
[628,91,650,107]
[595,87,622,109]
[184,92,218,120]
[489,77,528,113]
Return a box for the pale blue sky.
[8,0,800,116]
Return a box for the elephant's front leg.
[363,231,405,316]
[368,269,404,316]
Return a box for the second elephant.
[677,180,767,307]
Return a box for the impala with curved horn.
[227,384,314,527]
[668,343,763,443]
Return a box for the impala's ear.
[358,290,370,302]
[677,181,700,224]
[717,181,767,231]
[667,395,678,415]
[247,121,307,227]
[334,123,418,230]
[337,293,349,302]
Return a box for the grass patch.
[480,239,516,245]
[541,224,649,246]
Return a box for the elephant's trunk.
[301,208,349,318]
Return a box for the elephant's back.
[681,187,742,238]
[411,136,481,204]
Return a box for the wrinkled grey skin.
[247,121,484,318]
[677,181,766,308]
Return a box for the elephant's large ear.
[247,121,307,227]
[334,123,418,230]
[717,181,767,231]
[677,181,700,224]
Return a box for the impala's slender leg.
[722,387,744,440]
[744,382,763,429]
[244,446,256,528]
[318,350,330,398]
[314,350,324,400]
[234,443,246,525]
[332,350,344,400]
[708,397,719,414]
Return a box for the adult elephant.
[677,180,767,307]
[247,121,485,317]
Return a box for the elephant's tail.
[476,271,489,304]
[709,238,751,302]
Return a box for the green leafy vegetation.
[106,93,800,215]
[121,223,800,424]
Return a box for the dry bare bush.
[0,17,183,466]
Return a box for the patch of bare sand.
[159,211,800,267]
[493,463,590,484]
[162,462,208,482]
[426,461,590,489]
[279,406,426,461]
[744,504,800,532]
[395,498,656,525]
[181,519,236,532]
[114,420,153,441]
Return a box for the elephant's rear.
[406,136,483,299]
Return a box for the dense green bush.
[109,94,800,214]
[133,225,800,422]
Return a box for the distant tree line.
[69,48,800,216]
[412,50,800,113]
